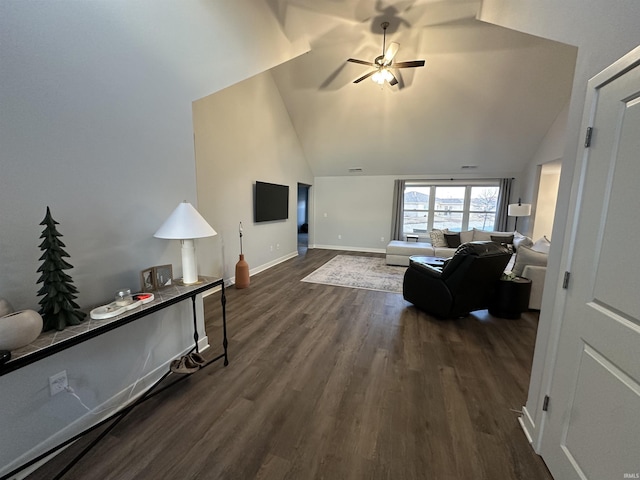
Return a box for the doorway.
[297,183,310,252]
[532,159,562,241]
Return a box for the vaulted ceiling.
[262,0,577,177]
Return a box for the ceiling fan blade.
[384,42,400,65]
[388,71,398,86]
[393,60,426,69]
[353,70,377,83]
[347,58,376,67]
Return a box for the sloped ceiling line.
[260,0,578,177]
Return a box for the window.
[403,182,500,234]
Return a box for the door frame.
[297,182,312,247]
[524,45,640,454]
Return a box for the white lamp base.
[181,239,199,285]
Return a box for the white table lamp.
[154,201,217,285]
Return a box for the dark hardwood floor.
[28,248,552,479]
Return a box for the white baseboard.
[312,244,386,254]
[212,251,299,292]
[518,405,536,447]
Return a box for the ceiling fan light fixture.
[372,68,394,85]
[348,21,425,87]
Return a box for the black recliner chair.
[403,241,512,318]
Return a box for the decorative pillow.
[459,230,474,244]
[444,232,461,248]
[532,236,551,254]
[472,229,511,241]
[472,228,492,241]
[513,231,534,251]
[429,229,448,247]
[512,245,548,277]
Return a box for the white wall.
[532,161,561,241]
[0,1,306,475]
[518,102,569,237]
[192,71,314,282]
[313,176,394,252]
[478,0,640,452]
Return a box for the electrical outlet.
[270,245,273,252]
[49,370,68,396]
[380,236,385,242]
[276,243,280,250]
[338,234,342,240]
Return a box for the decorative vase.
[0,309,43,351]
[235,254,250,289]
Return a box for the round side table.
[489,277,532,319]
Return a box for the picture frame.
[154,264,173,289]
[140,268,154,292]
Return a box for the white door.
[540,49,640,479]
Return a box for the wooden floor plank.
[26,248,552,480]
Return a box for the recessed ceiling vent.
[461,165,477,170]
[348,167,363,173]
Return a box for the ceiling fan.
[348,21,425,86]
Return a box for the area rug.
[301,255,406,293]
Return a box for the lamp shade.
[508,203,532,217]
[154,202,217,239]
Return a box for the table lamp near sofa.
[508,198,531,231]
[154,201,217,285]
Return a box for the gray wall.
[192,71,314,282]
[313,176,393,252]
[0,2,306,475]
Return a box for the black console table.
[0,277,227,480]
[1,276,227,376]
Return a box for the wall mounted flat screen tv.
[254,181,289,222]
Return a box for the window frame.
[402,180,501,233]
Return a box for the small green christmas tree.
[37,207,86,331]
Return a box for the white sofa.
[509,236,551,310]
[387,229,549,310]
[522,265,546,310]
[385,241,457,266]
[386,228,517,266]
